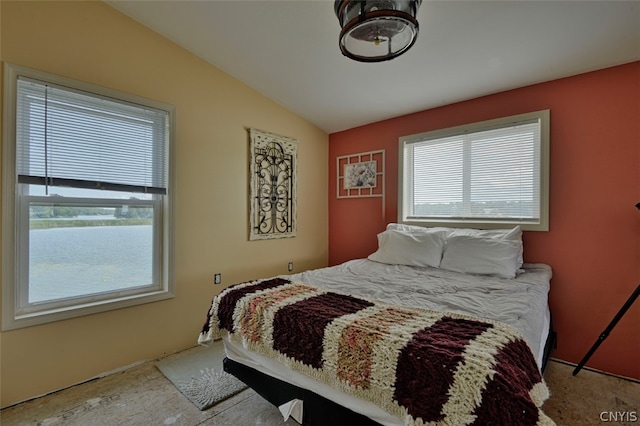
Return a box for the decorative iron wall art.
[249,129,297,240]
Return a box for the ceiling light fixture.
[334,0,422,62]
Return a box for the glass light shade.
[334,0,421,62]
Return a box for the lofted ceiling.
[107,0,640,134]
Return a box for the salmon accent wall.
[329,62,640,380]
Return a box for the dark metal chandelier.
[334,0,422,62]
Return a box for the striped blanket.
[199,277,554,426]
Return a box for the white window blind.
[16,77,168,194]
[399,111,549,230]
[3,63,175,331]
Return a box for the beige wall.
[0,1,328,407]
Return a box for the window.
[2,63,175,330]
[398,110,549,231]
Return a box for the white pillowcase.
[449,226,523,268]
[380,223,524,277]
[368,229,447,268]
[440,235,522,279]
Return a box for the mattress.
[221,259,552,426]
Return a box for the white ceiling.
[107,0,640,134]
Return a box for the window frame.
[398,110,550,231]
[2,63,176,330]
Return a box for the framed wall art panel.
[336,150,385,199]
[249,128,297,240]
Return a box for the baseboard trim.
[549,357,640,384]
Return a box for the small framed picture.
[336,150,384,199]
[344,161,377,189]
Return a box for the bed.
[199,224,556,425]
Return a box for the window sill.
[2,290,175,331]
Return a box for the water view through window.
[29,209,153,303]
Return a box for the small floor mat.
[156,340,247,410]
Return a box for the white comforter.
[290,259,552,366]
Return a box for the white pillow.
[449,226,523,268]
[385,224,524,268]
[440,235,522,279]
[368,229,447,268]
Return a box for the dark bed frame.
[223,317,557,425]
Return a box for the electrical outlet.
[214,273,221,284]
[287,262,294,272]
